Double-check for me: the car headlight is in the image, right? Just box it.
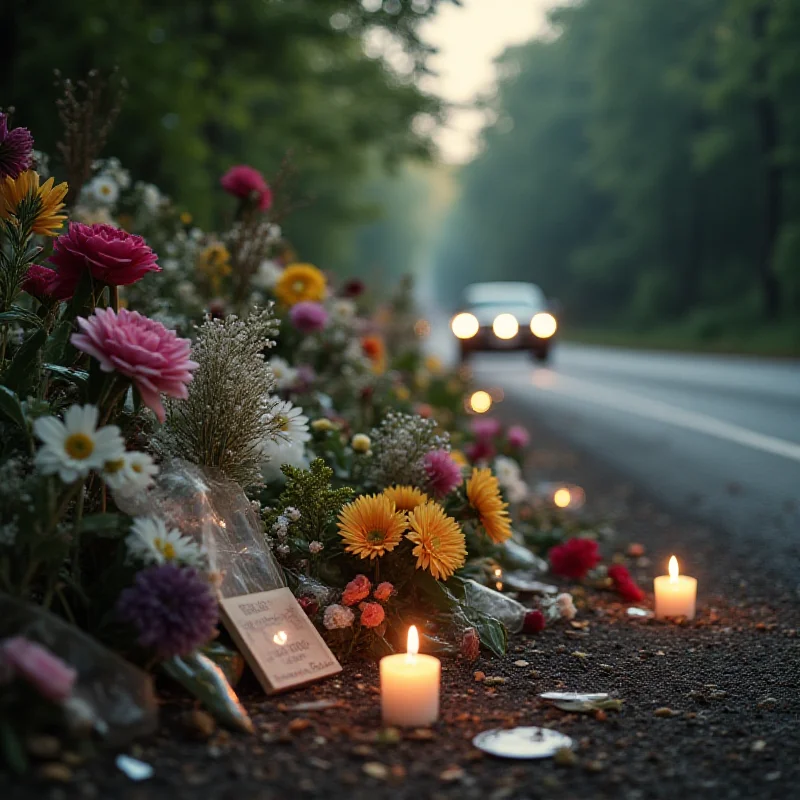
[492,313,519,340]
[451,312,479,339]
[530,312,557,338]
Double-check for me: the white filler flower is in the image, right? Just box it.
[125,516,206,568]
[34,405,124,483]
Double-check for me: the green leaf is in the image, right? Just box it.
[462,608,508,657]
[77,513,126,536]
[2,327,47,393]
[0,386,26,429]
[44,363,89,388]
[0,719,28,775]
[162,652,254,734]
[0,306,43,328]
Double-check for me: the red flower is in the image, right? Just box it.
[220,165,272,211]
[298,596,319,617]
[607,565,645,603]
[549,538,601,580]
[465,439,496,465]
[342,574,371,607]
[460,627,480,661]
[48,223,160,299]
[21,264,62,303]
[341,279,364,298]
[522,609,546,634]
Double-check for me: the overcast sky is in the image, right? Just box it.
[419,0,556,163]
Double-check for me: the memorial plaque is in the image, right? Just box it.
[220,588,341,693]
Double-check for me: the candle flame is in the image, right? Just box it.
[407,625,419,657]
[669,556,679,582]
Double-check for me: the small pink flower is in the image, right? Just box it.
[460,627,480,661]
[289,301,328,333]
[373,582,395,603]
[359,602,385,629]
[48,223,160,300]
[342,574,372,607]
[1,637,76,703]
[423,449,463,497]
[21,264,63,303]
[507,425,530,449]
[220,165,272,211]
[71,307,198,423]
[465,439,496,465]
[470,417,501,440]
[522,610,546,634]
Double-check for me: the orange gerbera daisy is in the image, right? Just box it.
[383,485,428,513]
[407,502,466,581]
[0,170,68,236]
[274,262,326,306]
[466,467,512,544]
[337,494,407,560]
[361,334,386,374]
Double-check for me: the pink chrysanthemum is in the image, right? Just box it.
[71,308,198,423]
[220,165,272,211]
[48,223,160,300]
[507,425,530,449]
[289,301,329,333]
[0,114,34,179]
[423,449,463,498]
[470,417,501,440]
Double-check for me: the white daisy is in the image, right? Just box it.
[261,440,309,485]
[269,357,297,391]
[252,259,282,290]
[102,451,159,493]
[271,400,311,445]
[87,175,119,205]
[330,299,356,323]
[139,183,162,213]
[34,405,125,484]
[493,455,522,488]
[125,516,206,568]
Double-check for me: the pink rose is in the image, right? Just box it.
[220,165,272,211]
[48,223,160,299]
[1,637,76,703]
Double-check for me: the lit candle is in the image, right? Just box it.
[654,556,697,620]
[380,626,440,727]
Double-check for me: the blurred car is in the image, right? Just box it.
[451,282,557,363]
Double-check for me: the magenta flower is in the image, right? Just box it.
[423,449,463,497]
[1,637,76,703]
[21,264,65,303]
[507,425,530,449]
[220,165,272,211]
[116,565,219,659]
[48,223,160,300]
[340,278,365,298]
[465,438,496,465]
[71,308,198,423]
[470,417,502,440]
[290,301,329,333]
[0,114,34,179]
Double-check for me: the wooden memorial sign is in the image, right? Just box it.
[220,588,341,694]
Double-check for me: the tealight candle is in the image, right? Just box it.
[654,556,697,620]
[380,626,440,727]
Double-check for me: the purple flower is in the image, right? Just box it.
[507,425,530,449]
[117,565,218,659]
[290,301,329,333]
[0,114,34,179]
[423,449,463,497]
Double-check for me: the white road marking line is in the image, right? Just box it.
[519,369,800,464]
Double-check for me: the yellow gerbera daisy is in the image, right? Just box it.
[274,262,326,306]
[0,170,68,236]
[383,485,428,513]
[407,502,466,581]
[449,449,469,468]
[197,242,232,292]
[337,494,407,560]
[466,467,512,544]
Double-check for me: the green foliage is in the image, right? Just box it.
[434,0,800,337]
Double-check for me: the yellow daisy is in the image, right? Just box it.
[197,242,232,292]
[407,502,466,581]
[337,494,407,560]
[274,262,326,306]
[383,485,428,513]
[466,467,512,544]
[0,170,68,236]
[449,449,469,468]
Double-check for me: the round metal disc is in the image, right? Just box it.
[472,726,573,759]
[540,692,608,702]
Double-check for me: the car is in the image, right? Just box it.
[450,281,558,363]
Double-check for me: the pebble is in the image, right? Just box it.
[38,763,73,783]
[554,748,578,767]
[26,735,61,760]
[439,766,465,782]
[513,660,529,667]
[184,709,216,740]
[362,762,390,780]
[653,707,678,718]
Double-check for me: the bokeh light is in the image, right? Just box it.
[492,313,519,339]
[469,390,493,413]
[452,312,479,339]
[530,312,557,338]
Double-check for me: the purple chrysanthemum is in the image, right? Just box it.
[0,114,34,179]
[423,449,463,497]
[116,565,218,659]
[289,301,329,333]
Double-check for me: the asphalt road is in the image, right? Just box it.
[430,326,800,581]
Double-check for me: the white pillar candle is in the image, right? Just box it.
[380,626,440,727]
[654,556,697,620]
